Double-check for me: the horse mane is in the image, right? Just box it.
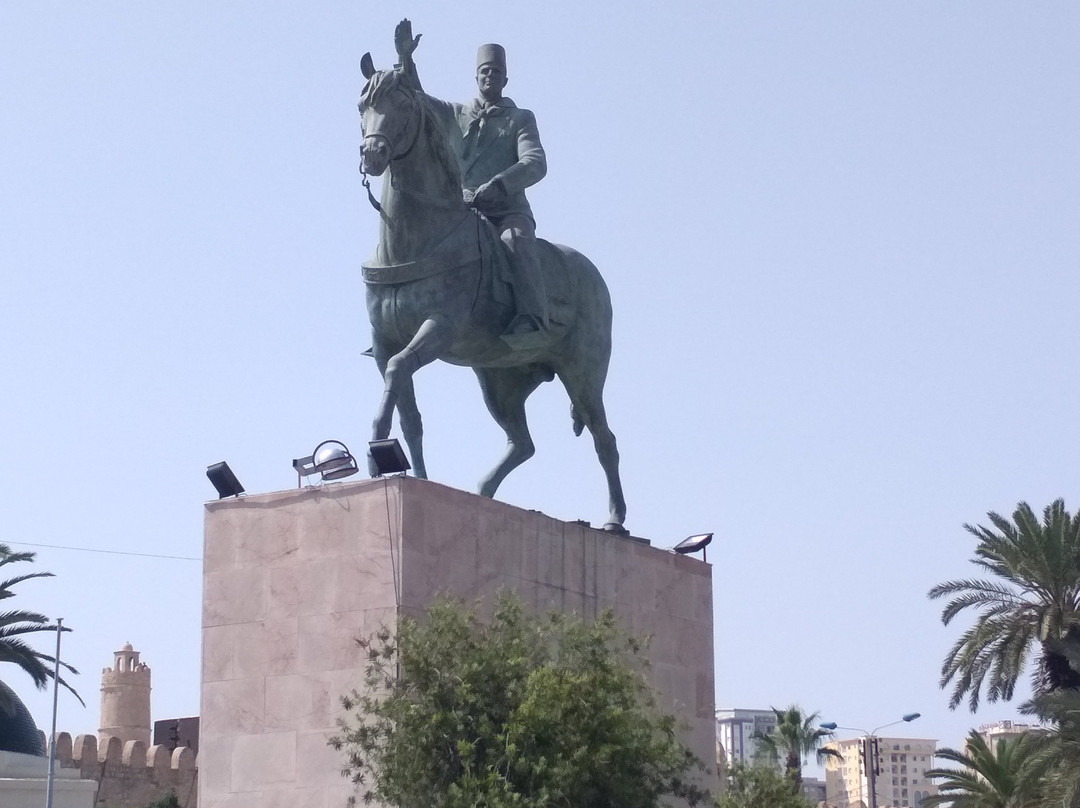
[360,68,463,193]
[418,93,463,191]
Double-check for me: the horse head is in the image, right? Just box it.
[358,55,420,178]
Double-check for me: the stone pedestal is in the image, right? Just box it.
[201,477,715,807]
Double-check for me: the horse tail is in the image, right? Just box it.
[571,405,585,437]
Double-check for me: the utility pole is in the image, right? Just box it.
[865,736,879,808]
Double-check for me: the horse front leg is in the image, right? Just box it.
[395,377,427,479]
[370,317,450,474]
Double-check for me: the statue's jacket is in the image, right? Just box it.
[426,95,547,224]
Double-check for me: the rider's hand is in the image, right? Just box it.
[395,19,421,59]
[472,180,505,207]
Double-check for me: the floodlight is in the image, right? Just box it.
[312,440,360,480]
[292,440,360,486]
[206,462,244,499]
[368,438,410,476]
[672,532,713,561]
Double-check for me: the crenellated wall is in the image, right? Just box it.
[44,731,197,808]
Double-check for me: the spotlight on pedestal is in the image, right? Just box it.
[206,462,244,499]
[292,440,360,486]
[672,532,713,561]
[368,438,410,477]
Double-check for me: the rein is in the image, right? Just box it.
[360,81,481,281]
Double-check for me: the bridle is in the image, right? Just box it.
[359,84,424,214]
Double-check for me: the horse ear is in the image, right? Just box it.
[360,52,376,80]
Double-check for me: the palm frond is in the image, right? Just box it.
[0,545,81,706]
[933,500,1080,711]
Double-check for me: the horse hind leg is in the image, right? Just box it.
[562,377,627,533]
[474,365,546,498]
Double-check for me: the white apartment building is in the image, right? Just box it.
[715,708,780,768]
[823,736,938,808]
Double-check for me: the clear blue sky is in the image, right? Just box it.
[2,2,1078,764]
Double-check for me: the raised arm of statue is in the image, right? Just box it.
[394,18,424,92]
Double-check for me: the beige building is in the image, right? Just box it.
[823,736,937,808]
[100,642,152,747]
[978,719,1043,748]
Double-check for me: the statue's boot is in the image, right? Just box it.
[500,236,550,350]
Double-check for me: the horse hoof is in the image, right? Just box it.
[602,522,629,536]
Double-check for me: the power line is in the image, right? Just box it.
[3,540,200,562]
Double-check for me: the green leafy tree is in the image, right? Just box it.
[922,729,1047,808]
[330,590,708,808]
[144,793,181,808]
[751,705,841,791]
[0,544,82,714]
[715,763,812,808]
[929,499,1080,712]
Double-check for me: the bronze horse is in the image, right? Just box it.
[358,56,626,533]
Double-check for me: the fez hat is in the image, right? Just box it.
[476,43,506,71]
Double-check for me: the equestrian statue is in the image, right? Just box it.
[358,20,627,533]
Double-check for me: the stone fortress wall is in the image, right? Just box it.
[20,643,201,808]
[43,730,197,808]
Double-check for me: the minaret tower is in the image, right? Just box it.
[99,642,151,746]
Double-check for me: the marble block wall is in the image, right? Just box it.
[202,476,715,808]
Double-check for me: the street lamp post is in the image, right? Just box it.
[45,618,64,808]
[819,713,920,808]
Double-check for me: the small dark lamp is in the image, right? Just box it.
[368,438,410,476]
[206,462,244,499]
[672,532,713,561]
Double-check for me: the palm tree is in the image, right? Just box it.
[752,705,842,791]
[1022,640,1080,808]
[922,729,1047,808]
[0,544,82,714]
[929,499,1080,712]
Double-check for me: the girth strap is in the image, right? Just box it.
[362,212,480,285]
